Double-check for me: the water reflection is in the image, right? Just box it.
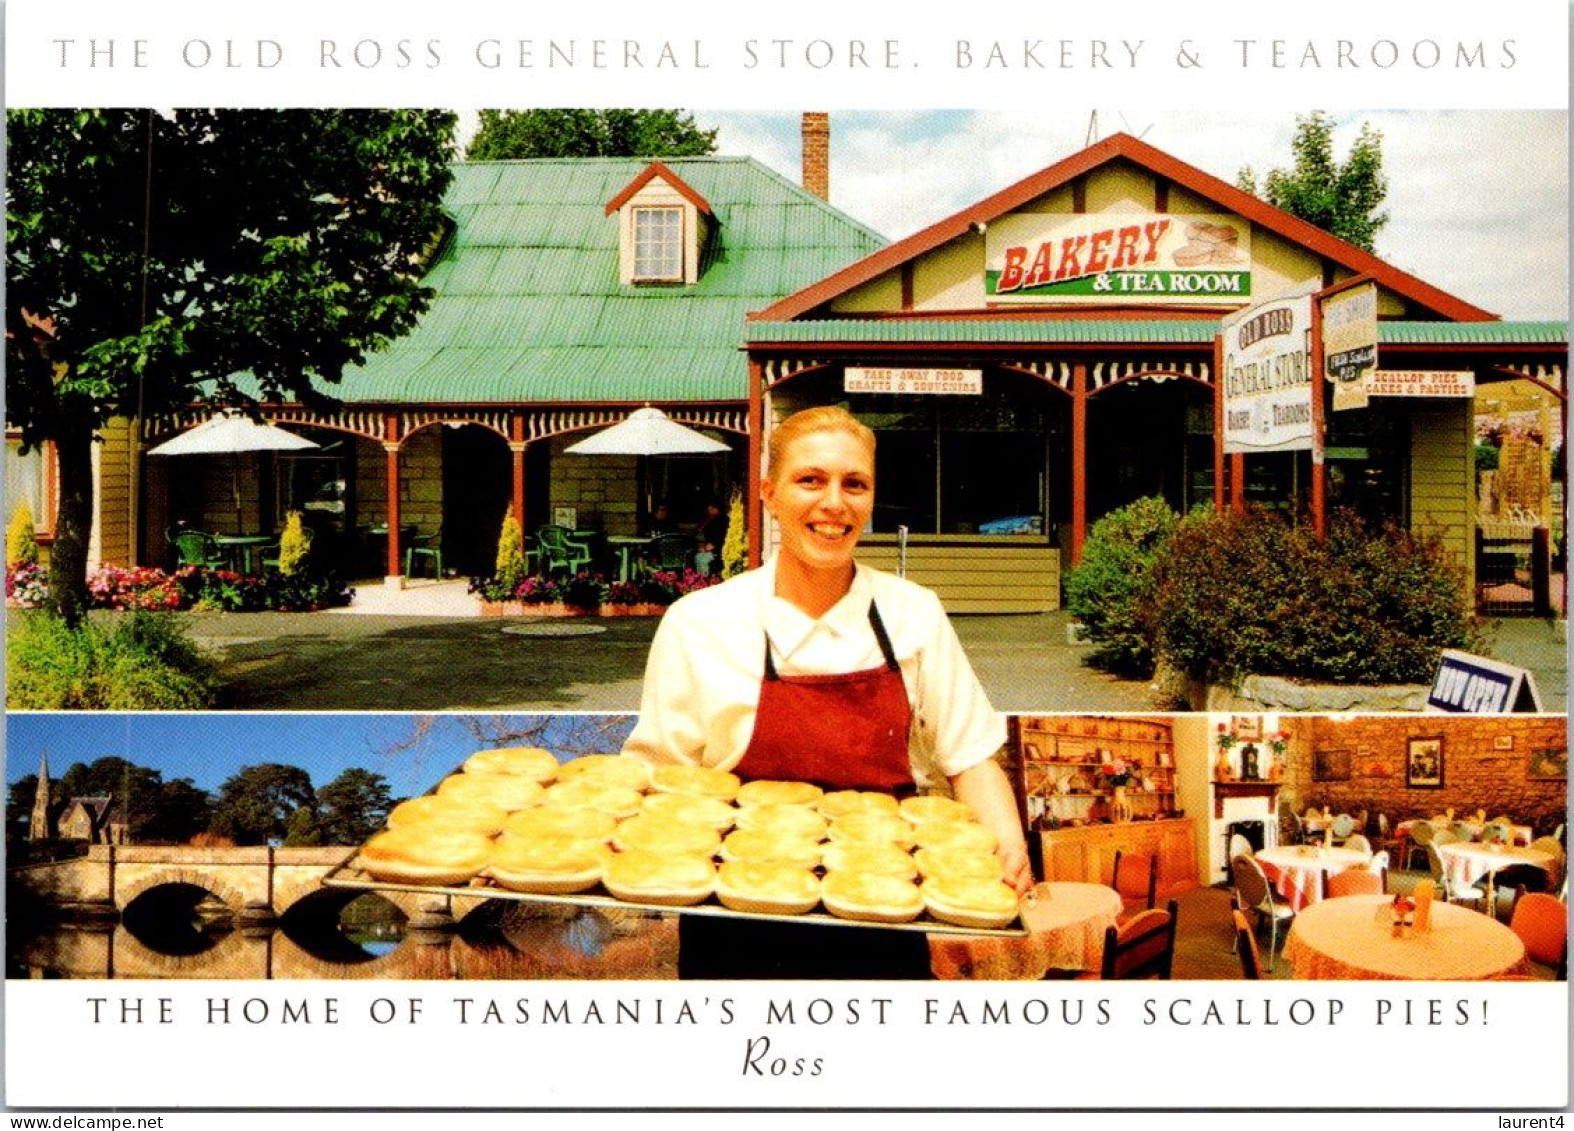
[9,901,678,980]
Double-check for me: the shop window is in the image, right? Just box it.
[632,206,683,282]
[852,384,1049,538]
[4,435,55,537]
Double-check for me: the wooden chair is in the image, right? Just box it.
[1231,909,1263,980]
[1325,868,1383,899]
[1098,900,1179,980]
[1330,813,1356,843]
[1231,853,1295,971]
[1110,849,1158,920]
[1509,887,1568,979]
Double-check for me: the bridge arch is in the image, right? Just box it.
[117,868,249,916]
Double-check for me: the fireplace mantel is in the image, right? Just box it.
[1212,780,1282,818]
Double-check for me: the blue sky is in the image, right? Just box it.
[5,713,637,801]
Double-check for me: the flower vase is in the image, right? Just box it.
[1112,785,1133,823]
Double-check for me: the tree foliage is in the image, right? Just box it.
[1238,112,1389,252]
[466,109,716,160]
[210,762,317,845]
[5,109,456,622]
[313,767,394,845]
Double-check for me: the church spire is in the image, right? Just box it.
[29,751,52,841]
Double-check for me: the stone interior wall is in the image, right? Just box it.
[1278,715,1567,836]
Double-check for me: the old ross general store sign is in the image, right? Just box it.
[1220,291,1315,454]
[985,213,1251,305]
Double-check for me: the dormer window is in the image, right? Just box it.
[633,205,684,282]
[607,161,715,288]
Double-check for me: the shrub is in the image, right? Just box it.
[559,570,608,609]
[494,513,528,593]
[1063,496,1180,675]
[277,511,311,576]
[7,610,218,709]
[7,502,39,567]
[1150,507,1478,687]
[721,488,747,579]
[639,568,720,606]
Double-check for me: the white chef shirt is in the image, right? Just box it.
[622,556,1005,790]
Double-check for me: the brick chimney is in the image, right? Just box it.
[801,113,829,201]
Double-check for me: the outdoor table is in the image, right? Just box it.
[605,535,655,582]
[928,881,1121,980]
[1256,845,1370,912]
[1436,842,1557,913]
[211,533,274,574]
[1283,894,1528,981]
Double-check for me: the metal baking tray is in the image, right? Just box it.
[321,852,1028,937]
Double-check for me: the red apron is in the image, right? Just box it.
[733,601,914,794]
[678,601,933,979]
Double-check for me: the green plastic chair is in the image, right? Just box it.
[535,525,591,574]
[404,527,443,579]
[169,528,222,569]
[650,532,696,571]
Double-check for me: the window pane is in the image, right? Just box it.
[4,439,46,526]
[634,207,682,280]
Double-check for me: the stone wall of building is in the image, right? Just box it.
[1277,714,1566,835]
[548,439,639,536]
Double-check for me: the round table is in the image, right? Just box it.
[1436,842,1558,909]
[928,881,1122,980]
[605,535,654,582]
[1284,894,1528,980]
[1256,845,1371,911]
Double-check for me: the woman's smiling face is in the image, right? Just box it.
[761,428,875,578]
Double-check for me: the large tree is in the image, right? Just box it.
[1237,111,1389,252]
[313,767,393,845]
[5,109,456,623]
[209,763,316,846]
[466,109,716,160]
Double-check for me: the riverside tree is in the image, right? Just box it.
[5,109,457,623]
[1238,111,1389,252]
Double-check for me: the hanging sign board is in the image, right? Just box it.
[844,367,983,395]
[1368,369,1476,398]
[1220,291,1315,454]
[1321,282,1378,411]
[1427,649,1543,713]
[984,213,1251,305]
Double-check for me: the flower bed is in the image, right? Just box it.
[470,568,718,616]
[6,562,353,613]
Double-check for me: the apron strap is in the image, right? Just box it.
[763,601,900,681]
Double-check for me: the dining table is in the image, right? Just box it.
[1255,844,1371,912]
[1283,893,1529,980]
[928,881,1123,980]
[1435,842,1559,912]
[1396,818,1533,846]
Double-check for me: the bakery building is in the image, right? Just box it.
[745,132,1568,613]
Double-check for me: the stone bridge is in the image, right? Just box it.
[11,844,494,921]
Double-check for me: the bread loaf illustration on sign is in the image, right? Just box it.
[1173,220,1242,267]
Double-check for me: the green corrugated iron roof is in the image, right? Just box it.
[744,319,1568,347]
[328,157,886,405]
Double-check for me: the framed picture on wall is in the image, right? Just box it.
[1314,747,1352,782]
[1407,737,1445,788]
[1231,715,1263,741]
[1528,746,1567,781]
[1493,735,1515,751]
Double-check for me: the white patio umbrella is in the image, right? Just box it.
[565,406,730,534]
[147,411,319,532]
[564,406,729,456]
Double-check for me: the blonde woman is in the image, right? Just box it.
[624,406,1028,978]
